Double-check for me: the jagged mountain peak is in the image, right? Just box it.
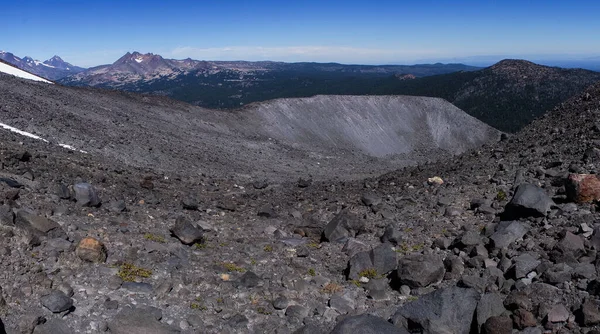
[0,50,85,80]
[114,51,164,65]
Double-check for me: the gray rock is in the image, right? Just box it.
[579,300,600,326]
[489,221,529,249]
[544,263,573,285]
[33,318,74,334]
[108,307,180,334]
[323,211,365,243]
[237,271,261,288]
[366,278,389,300]
[547,304,569,323]
[73,182,101,207]
[257,205,277,218]
[170,217,203,245]
[56,183,71,199]
[381,223,402,245]
[109,200,127,212]
[391,286,480,334]
[104,299,119,310]
[227,314,248,328]
[331,314,408,334]
[371,244,397,275]
[286,305,310,319]
[40,290,73,313]
[396,254,445,288]
[252,179,268,189]
[361,193,381,206]
[122,282,153,293]
[347,244,396,280]
[181,195,199,210]
[273,296,289,310]
[454,230,483,249]
[342,238,369,257]
[511,253,541,279]
[295,325,324,334]
[503,183,554,218]
[347,251,373,280]
[555,231,585,258]
[15,209,63,237]
[476,293,506,330]
[329,294,355,314]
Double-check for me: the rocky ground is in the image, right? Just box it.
[1,75,600,333]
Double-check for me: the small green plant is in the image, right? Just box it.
[404,227,413,233]
[407,296,419,302]
[251,258,257,265]
[257,307,271,315]
[496,190,507,201]
[222,262,246,272]
[358,268,378,279]
[307,242,320,249]
[350,280,361,287]
[195,242,207,249]
[190,302,207,310]
[117,263,152,282]
[216,297,224,303]
[308,268,316,276]
[263,245,273,252]
[144,233,165,243]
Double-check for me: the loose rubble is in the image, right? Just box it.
[1,78,600,333]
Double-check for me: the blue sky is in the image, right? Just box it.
[2,0,600,67]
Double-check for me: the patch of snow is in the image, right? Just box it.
[42,63,56,68]
[135,57,144,63]
[58,143,88,154]
[0,121,87,153]
[0,122,48,142]
[0,62,53,83]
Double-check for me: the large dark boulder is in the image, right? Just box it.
[322,211,365,243]
[502,184,553,219]
[396,254,445,288]
[331,314,408,334]
[391,286,480,334]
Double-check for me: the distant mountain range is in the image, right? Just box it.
[58,51,480,107]
[3,49,598,134]
[368,59,600,132]
[58,52,600,133]
[0,51,85,80]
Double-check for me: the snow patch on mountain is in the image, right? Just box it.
[0,120,87,153]
[0,62,53,83]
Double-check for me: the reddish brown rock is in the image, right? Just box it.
[483,316,513,334]
[565,174,600,203]
[76,237,107,263]
[513,309,537,329]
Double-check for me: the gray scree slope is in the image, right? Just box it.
[0,74,499,180]
[240,95,500,157]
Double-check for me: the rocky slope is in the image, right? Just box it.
[1,71,600,333]
[0,51,85,80]
[0,73,499,182]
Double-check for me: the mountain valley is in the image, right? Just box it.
[0,56,600,333]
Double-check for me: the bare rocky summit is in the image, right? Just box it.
[1,72,600,333]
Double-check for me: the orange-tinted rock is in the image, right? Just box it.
[565,174,600,203]
[76,237,107,263]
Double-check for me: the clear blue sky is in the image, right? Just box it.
[2,0,600,67]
